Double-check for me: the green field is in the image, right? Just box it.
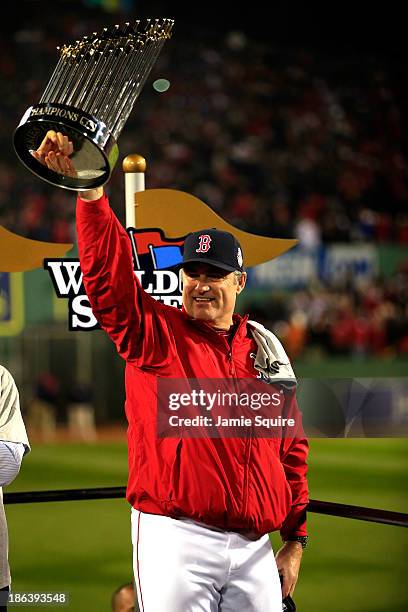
[4,438,408,611]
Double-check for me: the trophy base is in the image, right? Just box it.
[14,104,117,191]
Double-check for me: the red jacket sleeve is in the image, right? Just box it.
[279,392,309,539]
[76,193,176,368]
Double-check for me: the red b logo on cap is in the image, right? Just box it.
[196,235,212,253]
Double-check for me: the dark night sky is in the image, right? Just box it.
[3,0,404,57]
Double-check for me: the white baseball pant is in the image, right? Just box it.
[131,508,282,611]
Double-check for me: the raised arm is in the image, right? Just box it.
[34,131,176,367]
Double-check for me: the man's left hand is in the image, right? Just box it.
[275,540,303,598]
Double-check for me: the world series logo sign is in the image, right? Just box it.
[44,228,185,330]
[7,188,298,330]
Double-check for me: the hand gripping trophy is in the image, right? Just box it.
[13,19,174,191]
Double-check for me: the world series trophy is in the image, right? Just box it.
[13,18,174,191]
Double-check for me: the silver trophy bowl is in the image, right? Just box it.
[14,19,174,191]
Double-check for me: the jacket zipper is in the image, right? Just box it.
[242,436,251,519]
[227,340,251,521]
[200,318,252,522]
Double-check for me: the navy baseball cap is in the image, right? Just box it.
[182,228,244,273]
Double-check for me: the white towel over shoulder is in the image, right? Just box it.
[247,320,297,387]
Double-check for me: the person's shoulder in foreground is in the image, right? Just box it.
[0,364,31,599]
[0,365,30,454]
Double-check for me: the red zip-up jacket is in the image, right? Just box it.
[76,193,308,538]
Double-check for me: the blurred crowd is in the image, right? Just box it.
[1,4,407,359]
[1,8,407,245]
[25,371,96,442]
[129,37,408,249]
[249,262,408,360]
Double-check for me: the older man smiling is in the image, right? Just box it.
[35,130,308,612]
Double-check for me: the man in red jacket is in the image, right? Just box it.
[36,131,308,612]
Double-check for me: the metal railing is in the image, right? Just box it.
[4,487,407,528]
